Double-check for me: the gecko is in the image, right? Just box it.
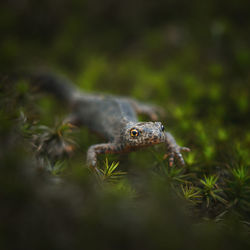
[31,72,190,172]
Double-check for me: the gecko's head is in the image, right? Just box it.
[122,122,166,148]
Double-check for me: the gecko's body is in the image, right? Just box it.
[33,73,190,170]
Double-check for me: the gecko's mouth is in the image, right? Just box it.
[139,132,166,146]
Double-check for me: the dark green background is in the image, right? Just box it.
[0,1,250,249]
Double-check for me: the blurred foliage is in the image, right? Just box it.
[1,0,250,249]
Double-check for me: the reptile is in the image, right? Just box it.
[30,72,190,172]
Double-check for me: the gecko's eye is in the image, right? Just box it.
[130,128,139,137]
[161,124,165,132]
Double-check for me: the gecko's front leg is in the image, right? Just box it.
[87,143,124,171]
[164,132,190,166]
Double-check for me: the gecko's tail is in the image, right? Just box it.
[3,70,78,106]
[29,72,78,105]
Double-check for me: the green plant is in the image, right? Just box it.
[42,158,66,175]
[226,165,250,214]
[181,184,202,205]
[99,158,127,183]
[22,120,77,161]
[199,175,227,207]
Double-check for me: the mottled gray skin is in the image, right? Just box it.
[32,73,190,171]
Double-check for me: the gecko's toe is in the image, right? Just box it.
[165,146,190,167]
[180,147,191,152]
[149,113,159,121]
[176,152,185,165]
[168,152,175,167]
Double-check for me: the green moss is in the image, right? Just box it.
[1,1,250,248]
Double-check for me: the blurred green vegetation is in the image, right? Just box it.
[1,0,250,249]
